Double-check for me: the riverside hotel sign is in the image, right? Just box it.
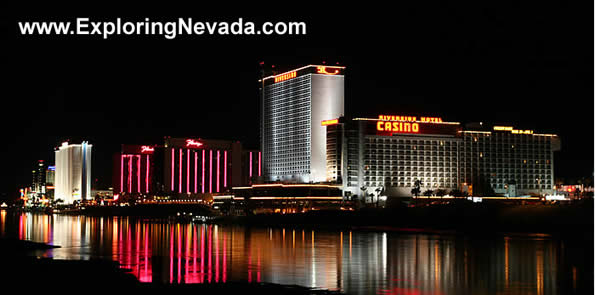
[374,115,460,136]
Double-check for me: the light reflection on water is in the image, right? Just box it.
[0,211,587,295]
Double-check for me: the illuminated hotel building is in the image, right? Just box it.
[113,144,160,196]
[260,65,345,183]
[31,160,46,194]
[113,138,260,198]
[54,141,92,204]
[242,149,262,185]
[325,116,560,198]
[45,165,55,199]
[164,138,242,195]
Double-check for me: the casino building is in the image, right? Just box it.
[325,116,560,199]
[55,141,92,204]
[113,137,260,199]
[260,64,345,183]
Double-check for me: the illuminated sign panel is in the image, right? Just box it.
[372,115,458,136]
[274,71,297,83]
[316,66,341,75]
[321,119,339,126]
[186,139,203,148]
[378,115,443,123]
[263,65,346,86]
[493,126,534,135]
[377,121,419,133]
[140,146,154,154]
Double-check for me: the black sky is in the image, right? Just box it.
[1,4,593,200]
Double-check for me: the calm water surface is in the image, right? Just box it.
[0,211,590,295]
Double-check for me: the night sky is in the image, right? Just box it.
[1,4,592,200]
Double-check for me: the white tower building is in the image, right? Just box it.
[54,141,92,204]
[260,65,345,183]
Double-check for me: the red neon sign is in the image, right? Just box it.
[377,115,443,123]
[186,139,203,148]
[141,146,154,153]
[316,66,340,75]
[377,121,420,133]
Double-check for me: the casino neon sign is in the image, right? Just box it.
[377,121,419,133]
[321,119,339,126]
[274,71,297,83]
[375,115,444,134]
[140,146,154,153]
[186,139,203,148]
[316,66,340,75]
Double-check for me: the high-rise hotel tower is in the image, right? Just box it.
[54,141,92,204]
[260,65,345,183]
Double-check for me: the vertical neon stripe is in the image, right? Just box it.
[194,152,198,194]
[128,155,132,193]
[146,155,150,193]
[224,151,227,188]
[171,149,175,192]
[202,150,205,194]
[209,150,213,193]
[120,154,124,193]
[179,148,182,193]
[187,149,190,194]
[259,152,262,176]
[217,150,220,193]
[137,155,141,193]
[249,152,253,178]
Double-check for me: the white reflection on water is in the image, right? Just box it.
[0,212,575,295]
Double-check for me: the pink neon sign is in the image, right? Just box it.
[186,139,203,148]
[141,146,154,153]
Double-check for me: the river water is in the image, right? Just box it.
[0,211,590,294]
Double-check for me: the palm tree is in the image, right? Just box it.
[411,180,422,206]
[375,186,384,208]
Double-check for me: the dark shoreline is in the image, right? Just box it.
[0,239,345,294]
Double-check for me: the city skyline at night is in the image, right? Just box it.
[1,7,592,201]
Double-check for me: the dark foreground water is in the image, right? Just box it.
[0,210,591,294]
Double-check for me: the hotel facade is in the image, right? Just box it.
[54,141,92,204]
[325,116,560,198]
[113,137,260,198]
[260,65,345,183]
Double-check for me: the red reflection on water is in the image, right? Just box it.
[215,227,219,282]
[223,232,227,283]
[169,227,174,284]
